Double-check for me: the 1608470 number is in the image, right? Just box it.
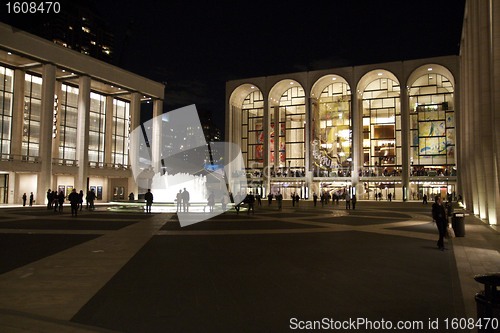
[5,2,60,14]
[444,317,499,330]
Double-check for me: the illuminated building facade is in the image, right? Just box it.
[0,23,164,204]
[227,57,463,209]
[227,0,500,228]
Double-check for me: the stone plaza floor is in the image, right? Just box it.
[0,201,498,332]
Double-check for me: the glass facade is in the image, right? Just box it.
[313,82,351,177]
[277,86,305,174]
[230,64,457,201]
[59,83,79,162]
[23,74,42,158]
[112,99,130,166]
[0,66,13,157]
[362,78,401,177]
[241,90,264,171]
[409,73,455,176]
[89,92,106,166]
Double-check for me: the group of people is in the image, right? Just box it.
[45,188,96,216]
[21,192,34,206]
[173,188,191,213]
[266,191,283,210]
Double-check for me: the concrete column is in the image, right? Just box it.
[262,94,270,193]
[11,69,25,158]
[471,0,485,216]
[51,82,62,159]
[151,99,163,174]
[492,0,500,225]
[128,93,141,196]
[75,75,91,192]
[477,0,496,223]
[36,63,55,204]
[351,89,361,193]
[304,93,311,189]
[273,106,279,171]
[104,96,114,165]
[464,9,477,213]
[400,85,410,201]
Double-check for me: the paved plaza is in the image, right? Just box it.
[0,201,499,332]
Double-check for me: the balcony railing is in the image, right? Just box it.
[0,153,40,163]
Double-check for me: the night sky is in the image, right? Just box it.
[1,0,466,137]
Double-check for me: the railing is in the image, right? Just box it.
[0,153,40,163]
[52,158,78,166]
[89,161,131,170]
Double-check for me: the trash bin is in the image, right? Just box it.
[474,273,500,332]
[452,212,465,237]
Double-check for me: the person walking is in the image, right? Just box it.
[388,193,392,202]
[176,190,183,212]
[78,190,84,211]
[267,192,273,206]
[22,193,27,206]
[291,192,296,207]
[57,190,65,212]
[182,188,190,212]
[345,193,351,210]
[276,191,283,211]
[423,194,428,204]
[29,192,34,206]
[255,192,262,206]
[87,189,96,210]
[432,196,448,251]
[207,191,215,213]
[144,189,153,213]
[47,189,52,209]
[313,192,318,207]
[246,191,255,215]
[221,193,229,211]
[351,194,357,210]
[68,189,80,217]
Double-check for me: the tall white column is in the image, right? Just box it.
[104,96,114,166]
[492,0,500,225]
[262,95,270,193]
[351,91,361,194]
[400,86,410,201]
[11,69,24,158]
[151,99,163,174]
[128,93,141,196]
[75,75,90,192]
[471,0,485,216]
[36,64,55,204]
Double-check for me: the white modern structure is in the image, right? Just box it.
[0,22,164,204]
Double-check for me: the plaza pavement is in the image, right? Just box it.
[0,200,498,332]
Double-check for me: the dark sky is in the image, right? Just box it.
[2,0,466,137]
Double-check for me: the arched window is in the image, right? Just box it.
[362,77,401,176]
[277,86,305,173]
[409,73,455,176]
[241,90,264,170]
[314,82,351,176]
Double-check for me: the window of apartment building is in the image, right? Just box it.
[59,83,79,162]
[89,92,106,166]
[23,73,42,157]
[0,66,14,157]
[112,98,130,166]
